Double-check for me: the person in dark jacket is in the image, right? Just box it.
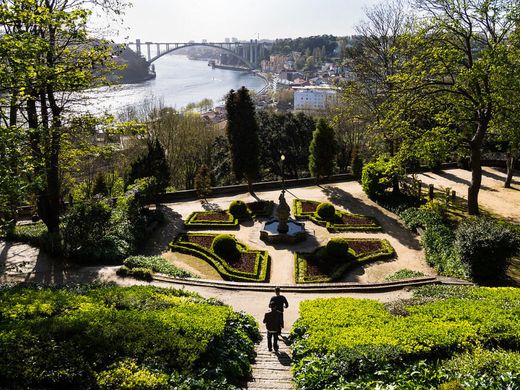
[263,302,281,351]
[269,286,289,337]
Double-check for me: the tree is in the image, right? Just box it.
[126,138,170,193]
[225,87,261,193]
[194,164,212,200]
[391,0,520,214]
[0,0,123,236]
[309,118,337,182]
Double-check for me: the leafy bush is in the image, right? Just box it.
[361,158,401,199]
[316,202,336,220]
[0,285,258,389]
[123,255,195,278]
[211,234,239,261]
[6,222,48,246]
[385,269,426,281]
[400,206,444,230]
[96,359,169,389]
[291,288,520,389]
[326,238,351,259]
[116,265,153,281]
[350,148,363,180]
[228,200,249,219]
[455,217,519,285]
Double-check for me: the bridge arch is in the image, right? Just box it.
[148,43,254,70]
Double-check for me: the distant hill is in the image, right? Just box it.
[110,45,155,84]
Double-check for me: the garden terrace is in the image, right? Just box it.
[295,239,395,283]
[293,199,381,232]
[170,233,270,282]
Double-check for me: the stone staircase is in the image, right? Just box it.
[247,333,295,390]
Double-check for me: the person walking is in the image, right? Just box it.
[263,302,281,352]
[269,286,288,337]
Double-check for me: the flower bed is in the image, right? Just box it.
[295,238,395,283]
[184,210,238,229]
[293,199,381,232]
[170,233,270,282]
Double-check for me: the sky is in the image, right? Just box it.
[91,0,380,43]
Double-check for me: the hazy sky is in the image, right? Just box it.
[94,0,380,43]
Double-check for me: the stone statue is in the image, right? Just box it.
[276,190,290,233]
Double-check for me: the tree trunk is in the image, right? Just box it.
[467,117,489,215]
[504,152,514,188]
[247,177,254,194]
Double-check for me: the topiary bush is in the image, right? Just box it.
[228,200,249,218]
[326,238,351,259]
[455,217,519,285]
[316,202,336,220]
[211,234,239,260]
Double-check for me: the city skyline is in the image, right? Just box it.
[94,0,380,42]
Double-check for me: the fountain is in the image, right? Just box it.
[260,190,307,244]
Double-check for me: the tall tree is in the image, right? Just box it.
[0,0,122,235]
[225,87,261,193]
[391,0,520,214]
[309,118,337,182]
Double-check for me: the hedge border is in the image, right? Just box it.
[293,199,381,232]
[294,238,395,283]
[184,211,239,229]
[169,233,270,283]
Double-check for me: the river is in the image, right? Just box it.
[82,54,266,115]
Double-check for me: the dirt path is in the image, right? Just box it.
[416,167,520,223]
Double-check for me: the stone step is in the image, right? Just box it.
[247,334,295,390]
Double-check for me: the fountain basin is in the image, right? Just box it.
[260,218,307,244]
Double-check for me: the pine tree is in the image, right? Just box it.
[126,138,170,192]
[194,164,212,200]
[225,87,260,193]
[309,118,337,182]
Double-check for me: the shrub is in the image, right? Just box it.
[194,164,212,199]
[6,222,48,246]
[361,158,400,199]
[326,238,351,259]
[385,269,426,281]
[228,200,249,218]
[96,359,169,389]
[455,217,519,285]
[316,202,336,220]
[350,147,363,180]
[116,265,153,281]
[211,234,239,260]
[123,255,194,278]
[126,138,170,194]
[400,206,444,230]
[0,285,258,389]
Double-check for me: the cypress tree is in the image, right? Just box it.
[126,138,170,192]
[225,87,260,193]
[309,118,337,182]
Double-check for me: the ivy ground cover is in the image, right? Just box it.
[295,239,395,283]
[0,285,260,389]
[291,286,520,389]
[293,199,381,232]
[170,233,270,282]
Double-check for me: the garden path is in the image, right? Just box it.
[247,333,294,390]
[416,167,520,223]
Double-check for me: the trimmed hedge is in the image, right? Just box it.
[295,238,395,283]
[211,234,240,261]
[291,287,520,389]
[0,285,260,389]
[123,255,195,279]
[316,202,336,220]
[170,233,270,282]
[246,200,274,218]
[228,200,249,219]
[116,265,153,281]
[293,198,381,232]
[184,211,238,229]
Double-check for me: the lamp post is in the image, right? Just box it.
[280,154,286,192]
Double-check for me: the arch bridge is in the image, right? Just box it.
[127,39,265,70]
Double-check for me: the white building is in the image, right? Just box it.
[293,86,338,112]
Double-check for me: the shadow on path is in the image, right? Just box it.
[142,206,185,256]
[322,186,422,251]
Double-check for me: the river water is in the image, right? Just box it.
[82,54,266,115]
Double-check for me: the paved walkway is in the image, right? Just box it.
[247,333,294,390]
